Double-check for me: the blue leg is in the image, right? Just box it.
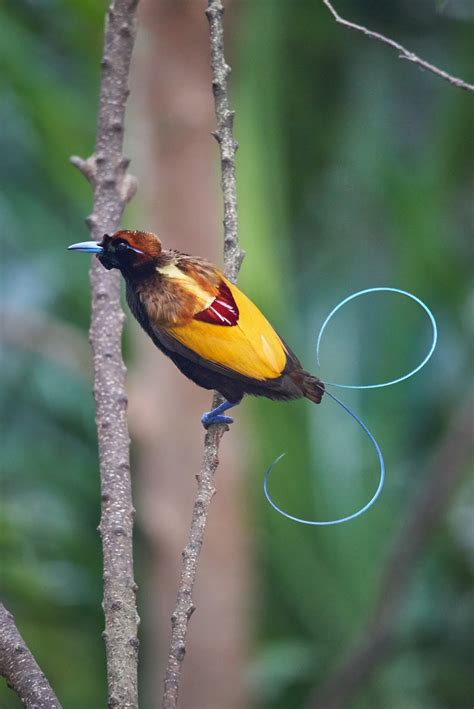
[201,398,242,429]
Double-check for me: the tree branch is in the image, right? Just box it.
[70,1,140,706]
[308,397,474,709]
[322,0,474,93]
[207,0,245,283]
[162,2,245,707]
[0,602,62,708]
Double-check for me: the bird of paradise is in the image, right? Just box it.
[69,230,324,428]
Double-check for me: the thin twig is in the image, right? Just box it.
[70,1,140,706]
[162,2,245,707]
[207,0,245,284]
[322,0,474,92]
[308,398,474,709]
[0,601,62,708]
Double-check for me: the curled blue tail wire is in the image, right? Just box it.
[264,389,385,525]
[316,287,438,389]
[263,286,437,526]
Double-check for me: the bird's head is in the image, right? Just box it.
[68,230,162,272]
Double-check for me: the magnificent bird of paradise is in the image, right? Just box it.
[69,230,324,428]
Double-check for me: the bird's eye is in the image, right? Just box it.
[115,241,129,253]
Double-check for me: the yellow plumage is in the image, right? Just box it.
[166,278,287,380]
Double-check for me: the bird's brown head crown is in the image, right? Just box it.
[98,230,162,271]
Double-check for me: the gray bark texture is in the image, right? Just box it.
[0,602,62,709]
[162,2,245,708]
[70,1,140,707]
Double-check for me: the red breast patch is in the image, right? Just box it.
[194,281,239,326]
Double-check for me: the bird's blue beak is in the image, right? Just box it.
[68,241,104,253]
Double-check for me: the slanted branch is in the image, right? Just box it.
[322,0,474,92]
[0,602,62,709]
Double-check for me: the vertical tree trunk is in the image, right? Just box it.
[129,2,249,708]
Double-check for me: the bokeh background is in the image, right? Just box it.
[1,1,473,708]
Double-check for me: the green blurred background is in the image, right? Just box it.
[1,1,472,708]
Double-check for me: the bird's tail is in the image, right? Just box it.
[300,371,325,404]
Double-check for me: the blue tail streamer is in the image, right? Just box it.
[263,287,437,525]
[316,287,438,389]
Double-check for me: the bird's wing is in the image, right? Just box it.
[158,277,288,381]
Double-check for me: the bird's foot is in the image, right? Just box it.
[200,397,241,429]
[201,411,234,429]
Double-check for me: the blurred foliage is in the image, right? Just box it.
[1,1,106,706]
[1,0,472,708]
[233,2,473,708]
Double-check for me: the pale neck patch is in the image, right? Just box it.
[156,263,214,309]
[156,262,185,280]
